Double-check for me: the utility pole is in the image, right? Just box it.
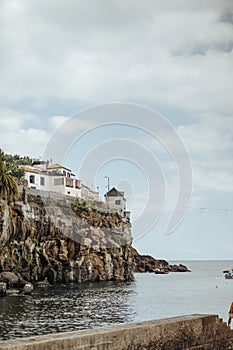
[105,176,110,191]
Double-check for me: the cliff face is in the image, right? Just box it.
[0,194,135,284]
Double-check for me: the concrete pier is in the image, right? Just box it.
[0,314,233,350]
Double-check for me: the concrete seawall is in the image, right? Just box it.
[0,314,233,350]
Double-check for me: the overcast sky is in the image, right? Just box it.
[0,0,232,260]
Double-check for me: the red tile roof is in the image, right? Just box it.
[47,163,72,172]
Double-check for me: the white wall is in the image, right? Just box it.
[25,171,81,198]
[65,187,81,198]
[25,171,47,191]
[106,195,126,214]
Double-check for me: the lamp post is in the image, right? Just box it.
[105,176,110,192]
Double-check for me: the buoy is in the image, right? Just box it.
[216,285,219,288]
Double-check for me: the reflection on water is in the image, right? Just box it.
[0,281,136,340]
[1,261,233,340]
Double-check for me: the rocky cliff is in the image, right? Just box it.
[0,193,134,285]
[0,191,190,291]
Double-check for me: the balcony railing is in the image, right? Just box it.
[66,178,81,189]
[75,180,81,189]
[65,178,73,187]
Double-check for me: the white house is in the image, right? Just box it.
[105,187,128,216]
[21,162,82,198]
[81,184,99,202]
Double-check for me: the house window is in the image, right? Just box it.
[54,178,64,186]
[29,175,35,184]
[115,200,121,205]
[40,177,45,186]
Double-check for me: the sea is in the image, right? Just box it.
[1,260,233,340]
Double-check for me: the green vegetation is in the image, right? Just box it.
[0,150,19,200]
[0,148,34,180]
[71,197,88,210]
[71,196,117,215]
[6,164,25,179]
[2,150,33,166]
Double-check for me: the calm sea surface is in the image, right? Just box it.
[1,260,233,340]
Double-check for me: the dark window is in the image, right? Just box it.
[115,200,121,205]
[29,175,35,184]
[40,177,45,186]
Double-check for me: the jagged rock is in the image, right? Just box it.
[132,248,168,273]
[0,282,7,297]
[170,264,190,272]
[0,272,20,288]
[21,283,33,294]
[35,277,51,288]
[132,248,189,274]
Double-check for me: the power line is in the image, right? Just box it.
[190,207,230,216]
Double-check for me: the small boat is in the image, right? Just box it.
[224,270,233,279]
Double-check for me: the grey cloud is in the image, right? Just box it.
[172,41,233,56]
[0,0,232,114]
[220,11,233,24]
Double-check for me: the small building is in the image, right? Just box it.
[105,187,128,216]
[81,184,99,202]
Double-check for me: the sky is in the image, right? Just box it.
[0,0,233,260]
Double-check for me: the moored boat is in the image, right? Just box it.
[223,270,233,279]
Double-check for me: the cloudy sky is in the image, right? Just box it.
[0,0,233,260]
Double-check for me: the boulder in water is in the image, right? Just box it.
[0,272,26,289]
[0,282,7,297]
[0,272,19,287]
[35,277,51,288]
[21,283,34,295]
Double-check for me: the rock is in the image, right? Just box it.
[170,264,190,272]
[132,247,190,274]
[21,283,33,295]
[35,277,51,288]
[0,272,20,287]
[0,196,134,284]
[132,248,169,273]
[6,289,20,295]
[45,268,57,284]
[0,282,7,297]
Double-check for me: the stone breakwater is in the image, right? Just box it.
[0,315,233,350]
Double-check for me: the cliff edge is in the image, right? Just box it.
[0,193,134,285]
[0,192,189,291]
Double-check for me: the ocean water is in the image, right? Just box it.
[0,260,233,340]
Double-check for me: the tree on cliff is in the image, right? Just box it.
[0,152,19,200]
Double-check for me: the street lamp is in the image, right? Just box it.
[105,176,110,191]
